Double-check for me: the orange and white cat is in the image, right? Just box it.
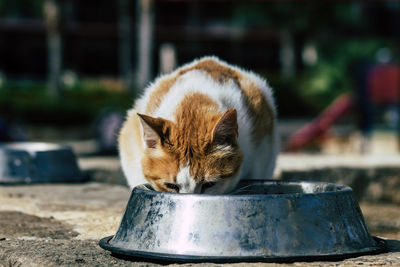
[118,56,278,194]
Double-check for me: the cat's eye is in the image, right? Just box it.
[164,183,180,192]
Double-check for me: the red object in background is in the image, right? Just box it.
[368,64,400,104]
[285,64,400,152]
[285,93,354,152]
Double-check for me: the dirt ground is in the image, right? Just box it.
[0,182,400,266]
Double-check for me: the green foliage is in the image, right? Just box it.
[298,39,387,112]
[0,80,134,125]
[232,2,366,32]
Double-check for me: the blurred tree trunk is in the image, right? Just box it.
[135,0,154,91]
[44,0,62,98]
[159,43,177,74]
[118,0,133,92]
[280,29,295,79]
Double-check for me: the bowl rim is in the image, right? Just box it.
[133,180,353,199]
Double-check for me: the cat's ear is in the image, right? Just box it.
[212,108,238,145]
[137,113,170,149]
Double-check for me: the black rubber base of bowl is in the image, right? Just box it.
[99,236,387,264]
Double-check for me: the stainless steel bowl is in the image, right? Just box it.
[99,180,385,262]
[0,142,82,184]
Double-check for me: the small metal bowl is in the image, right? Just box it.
[0,142,83,184]
[99,180,385,263]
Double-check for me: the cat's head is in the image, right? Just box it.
[138,108,243,194]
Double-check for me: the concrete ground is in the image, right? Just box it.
[1,153,400,266]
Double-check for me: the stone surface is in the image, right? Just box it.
[0,211,79,239]
[276,153,400,171]
[361,203,400,240]
[0,183,129,240]
[277,154,400,204]
[2,152,400,266]
[1,182,400,266]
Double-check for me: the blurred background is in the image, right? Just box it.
[0,0,399,155]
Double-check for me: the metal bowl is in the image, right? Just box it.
[0,142,83,184]
[99,180,385,262]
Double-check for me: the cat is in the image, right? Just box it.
[118,56,279,194]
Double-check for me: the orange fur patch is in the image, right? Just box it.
[179,58,241,85]
[145,76,176,114]
[172,93,239,181]
[142,148,179,192]
[239,77,275,142]
[142,92,243,187]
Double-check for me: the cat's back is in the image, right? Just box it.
[135,56,276,145]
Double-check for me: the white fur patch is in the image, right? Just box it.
[176,165,197,193]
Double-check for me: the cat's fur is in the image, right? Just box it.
[118,56,278,194]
